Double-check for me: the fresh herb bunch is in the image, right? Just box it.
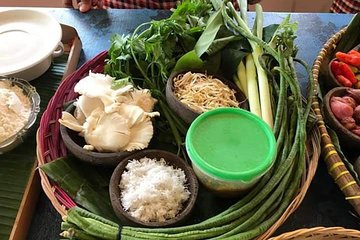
[105,0,214,151]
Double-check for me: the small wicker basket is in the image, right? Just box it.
[37,50,322,239]
[270,227,360,239]
[311,27,360,215]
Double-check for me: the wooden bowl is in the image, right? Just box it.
[166,70,248,125]
[59,104,134,167]
[323,87,360,149]
[109,149,199,227]
[327,44,360,90]
[328,58,344,89]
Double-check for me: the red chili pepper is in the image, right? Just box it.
[336,52,360,67]
[338,62,357,83]
[330,60,342,76]
[336,75,353,87]
[348,50,360,57]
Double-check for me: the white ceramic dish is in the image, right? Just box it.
[0,9,63,81]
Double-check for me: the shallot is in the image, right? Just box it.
[352,126,360,136]
[346,88,360,103]
[342,96,357,109]
[353,105,360,124]
[340,117,356,130]
[330,96,354,120]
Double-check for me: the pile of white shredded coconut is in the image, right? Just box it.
[119,157,191,222]
[0,81,31,143]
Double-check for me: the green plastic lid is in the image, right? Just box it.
[185,108,276,182]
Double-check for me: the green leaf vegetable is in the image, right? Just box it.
[40,157,118,222]
[105,0,214,152]
[334,13,360,55]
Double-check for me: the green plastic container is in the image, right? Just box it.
[185,108,276,196]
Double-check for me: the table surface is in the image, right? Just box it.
[5,7,357,239]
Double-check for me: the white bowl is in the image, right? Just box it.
[0,9,63,81]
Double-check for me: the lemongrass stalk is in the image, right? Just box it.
[252,4,273,128]
[236,61,248,97]
[246,54,261,117]
[234,1,273,127]
[233,75,244,94]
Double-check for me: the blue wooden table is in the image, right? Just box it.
[21,8,359,239]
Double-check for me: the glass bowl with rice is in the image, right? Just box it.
[165,70,248,124]
[0,76,40,154]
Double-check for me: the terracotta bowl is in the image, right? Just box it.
[323,87,360,149]
[59,104,134,167]
[109,149,199,227]
[166,70,248,125]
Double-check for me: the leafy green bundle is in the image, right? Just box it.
[105,0,214,150]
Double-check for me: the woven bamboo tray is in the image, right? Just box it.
[270,227,360,239]
[312,27,360,215]
[36,50,321,239]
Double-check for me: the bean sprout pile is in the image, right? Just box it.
[173,72,239,113]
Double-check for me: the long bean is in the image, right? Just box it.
[122,209,256,240]
[60,228,99,240]
[66,210,119,240]
[61,222,78,231]
[273,64,287,137]
[222,150,304,240]
[216,163,294,238]
[68,207,119,228]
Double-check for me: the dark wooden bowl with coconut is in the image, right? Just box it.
[109,149,199,227]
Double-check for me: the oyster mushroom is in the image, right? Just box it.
[83,108,131,152]
[58,111,83,133]
[59,72,160,153]
[74,95,104,124]
[124,119,154,151]
[74,72,115,108]
[115,89,157,113]
[107,103,159,151]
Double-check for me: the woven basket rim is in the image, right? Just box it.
[311,26,360,216]
[36,50,321,239]
[270,227,360,239]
